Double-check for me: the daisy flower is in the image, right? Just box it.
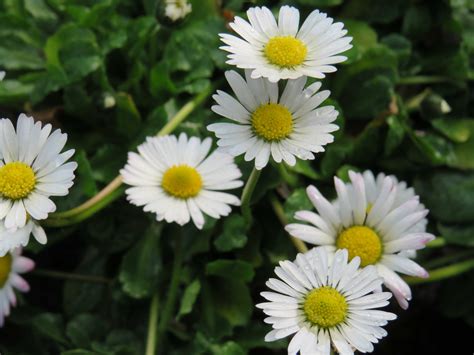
[0,114,77,230]
[120,133,243,229]
[207,70,339,170]
[164,0,192,22]
[0,247,34,327]
[220,6,352,82]
[0,220,47,257]
[258,247,396,355]
[285,170,435,309]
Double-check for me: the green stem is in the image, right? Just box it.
[269,194,308,254]
[425,249,474,269]
[405,258,474,285]
[398,75,453,85]
[43,86,213,228]
[426,237,446,248]
[240,167,261,224]
[145,293,160,355]
[155,233,183,354]
[32,269,111,284]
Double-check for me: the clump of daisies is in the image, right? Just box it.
[209,5,350,170]
[0,114,77,255]
[258,247,396,354]
[164,0,192,22]
[0,248,34,327]
[120,133,242,229]
[286,170,434,309]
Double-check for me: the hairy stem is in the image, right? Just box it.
[32,269,111,284]
[240,167,262,224]
[398,75,453,85]
[405,258,474,285]
[269,194,308,253]
[155,233,183,353]
[145,293,160,355]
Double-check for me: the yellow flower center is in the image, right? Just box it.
[251,103,293,141]
[264,36,307,68]
[336,226,382,267]
[304,286,348,328]
[0,253,12,288]
[0,162,36,200]
[161,165,202,199]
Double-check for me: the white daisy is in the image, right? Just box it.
[0,114,77,230]
[120,133,243,229]
[0,72,5,81]
[164,0,192,22]
[258,247,396,355]
[0,220,47,257]
[0,247,34,327]
[286,170,435,309]
[220,6,352,82]
[207,70,339,170]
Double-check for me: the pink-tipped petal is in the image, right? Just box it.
[13,256,35,273]
[11,274,30,293]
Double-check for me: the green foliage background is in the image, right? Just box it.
[0,0,473,354]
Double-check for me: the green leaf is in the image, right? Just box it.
[63,249,107,316]
[321,140,353,177]
[119,223,162,298]
[287,160,321,180]
[24,0,58,24]
[66,314,107,348]
[431,119,474,169]
[207,278,253,327]
[75,150,98,197]
[385,115,406,156]
[32,313,69,345]
[343,20,378,63]
[115,92,142,138]
[206,260,255,283]
[432,119,472,143]
[32,23,102,103]
[214,215,248,252]
[284,188,313,223]
[414,171,474,223]
[178,279,201,318]
[438,223,474,247]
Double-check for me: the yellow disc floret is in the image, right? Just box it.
[161,165,202,199]
[251,103,293,141]
[264,36,307,68]
[304,286,348,328]
[0,253,12,288]
[0,162,36,200]
[336,226,382,267]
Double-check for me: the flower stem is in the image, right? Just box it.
[269,194,308,254]
[426,237,446,248]
[43,86,213,228]
[145,293,160,355]
[32,269,111,284]
[398,76,453,85]
[155,232,183,353]
[404,258,474,285]
[240,167,261,224]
